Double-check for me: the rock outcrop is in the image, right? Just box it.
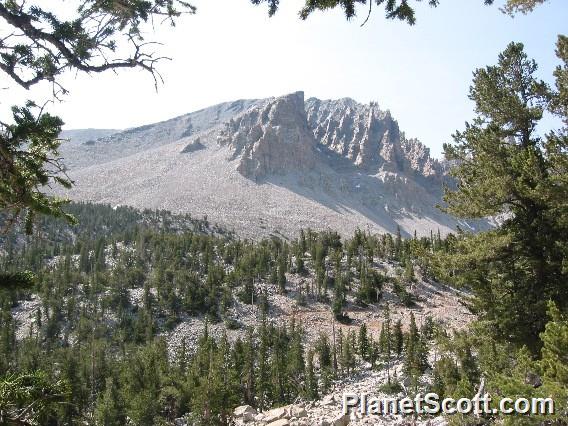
[180,137,205,153]
[217,93,446,192]
[217,92,316,179]
[305,97,444,182]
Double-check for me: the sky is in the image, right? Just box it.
[1,0,567,157]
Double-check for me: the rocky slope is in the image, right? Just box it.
[59,98,259,169]
[232,367,449,425]
[54,92,488,238]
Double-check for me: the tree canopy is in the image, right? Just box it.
[252,0,551,24]
[0,0,195,93]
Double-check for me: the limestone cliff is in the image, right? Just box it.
[305,97,444,182]
[217,91,316,179]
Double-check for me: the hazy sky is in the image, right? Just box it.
[1,0,566,157]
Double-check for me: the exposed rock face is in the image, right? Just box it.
[217,93,443,189]
[218,92,316,179]
[305,98,444,182]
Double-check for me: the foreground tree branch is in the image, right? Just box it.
[0,1,195,91]
[251,0,551,24]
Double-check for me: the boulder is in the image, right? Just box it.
[263,406,289,423]
[320,394,336,406]
[180,138,205,154]
[234,405,257,418]
[289,404,307,418]
[173,417,187,426]
[525,372,543,388]
[242,411,255,423]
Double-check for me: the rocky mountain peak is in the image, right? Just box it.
[217,91,316,179]
[305,97,443,180]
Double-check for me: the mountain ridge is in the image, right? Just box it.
[55,91,487,239]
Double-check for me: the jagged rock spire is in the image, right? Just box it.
[217,91,316,179]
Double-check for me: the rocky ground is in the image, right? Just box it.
[232,361,448,426]
[12,258,473,354]
[161,258,473,358]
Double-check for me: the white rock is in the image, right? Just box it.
[289,405,307,418]
[242,411,255,423]
[320,395,336,406]
[234,405,257,418]
[263,406,289,423]
[173,417,187,426]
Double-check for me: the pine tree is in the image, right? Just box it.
[539,302,568,387]
[95,377,126,426]
[340,331,355,376]
[269,264,278,285]
[393,319,404,358]
[257,319,272,410]
[286,321,305,397]
[277,255,287,294]
[299,230,307,254]
[394,226,402,260]
[403,313,423,390]
[442,41,568,350]
[304,350,319,400]
[369,340,380,369]
[242,330,256,406]
[358,324,370,361]
[254,0,551,24]
[380,304,393,383]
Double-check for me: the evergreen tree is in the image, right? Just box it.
[242,330,256,406]
[257,320,272,410]
[316,333,333,391]
[403,313,425,390]
[380,304,393,383]
[393,319,404,358]
[539,302,568,387]
[443,41,568,350]
[340,330,355,376]
[358,323,370,361]
[304,349,318,400]
[254,0,551,24]
[277,255,287,294]
[95,377,126,426]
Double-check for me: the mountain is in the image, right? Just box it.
[60,128,119,144]
[55,91,486,238]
